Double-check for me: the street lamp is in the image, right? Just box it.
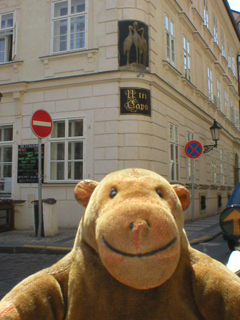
[203,120,221,154]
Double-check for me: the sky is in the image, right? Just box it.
[227,0,240,12]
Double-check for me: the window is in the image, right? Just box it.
[211,149,216,184]
[232,54,236,77]
[213,15,218,44]
[203,0,209,29]
[227,43,231,68]
[221,30,225,57]
[207,66,213,102]
[227,153,231,185]
[165,15,175,65]
[230,98,234,124]
[169,123,179,181]
[217,79,222,111]
[52,0,87,53]
[183,36,191,81]
[220,149,224,185]
[0,12,16,63]
[224,89,229,118]
[187,132,194,182]
[49,118,84,181]
[235,105,239,129]
[0,126,13,198]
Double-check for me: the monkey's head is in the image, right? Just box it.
[74,169,190,290]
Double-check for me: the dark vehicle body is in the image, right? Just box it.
[221,183,240,251]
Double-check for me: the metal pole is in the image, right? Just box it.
[191,159,194,221]
[37,138,42,239]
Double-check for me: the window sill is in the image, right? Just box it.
[0,60,23,68]
[162,60,181,77]
[39,48,98,78]
[39,48,98,61]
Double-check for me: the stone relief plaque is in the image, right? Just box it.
[118,20,149,70]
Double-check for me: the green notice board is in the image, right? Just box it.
[17,144,44,183]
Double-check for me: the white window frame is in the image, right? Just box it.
[235,105,239,130]
[183,36,191,81]
[51,0,88,54]
[224,89,229,118]
[211,148,216,184]
[217,79,222,111]
[165,14,175,66]
[213,15,218,45]
[232,54,236,77]
[227,153,231,185]
[0,12,16,63]
[221,30,225,57]
[207,66,213,102]
[203,0,209,29]
[48,117,85,182]
[220,149,224,185]
[227,43,231,68]
[0,125,13,198]
[169,123,179,182]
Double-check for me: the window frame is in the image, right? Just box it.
[165,14,175,66]
[217,79,222,111]
[220,148,224,185]
[213,15,218,45]
[169,123,179,182]
[211,148,216,184]
[0,12,16,64]
[221,30,225,57]
[224,89,229,119]
[187,132,194,183]
[203,0,209,29]
[207,66,213,102]
[0,125,13,198]
[48,117,86,183]
[183,36,191,81]
[51,0,88,54]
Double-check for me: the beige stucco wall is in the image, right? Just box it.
[0,0,239,229]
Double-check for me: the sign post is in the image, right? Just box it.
[31,110,53,239]
[185,140,203,221]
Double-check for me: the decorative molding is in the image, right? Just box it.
[192,31,207,49]
[162,60,182,78]
[191,7,204,24]
[205,47,217,63]
[178,11,196,32]
[214,61,225,75]
[39,48,98,63]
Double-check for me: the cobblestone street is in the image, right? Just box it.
[0,253,65,300]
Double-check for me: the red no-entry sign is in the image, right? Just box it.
[31,110,53,139]
[185,140,203,159]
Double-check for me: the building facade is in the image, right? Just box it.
[0,0,240,229]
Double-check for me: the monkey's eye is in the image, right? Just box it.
[110,188,117,198]
[156,189,163,198]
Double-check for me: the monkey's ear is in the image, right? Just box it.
[74,180,99,208]
[172,185,190,211]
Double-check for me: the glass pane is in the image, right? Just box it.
[68,142,83,160]
[165,16,169,30]
[51,142,65,160]
[170,22,174,36]
[3,165,11,177]
[0,38,5,62]
[50,162,64,180]
[70,16,85,49]
[53,20,67,52]
[68,119,83,137]
[1,13,13,29]
[4,127,13,141]
[3,147,12,162]
[68,161,83,180]
[71,0,85,13]
[51,121,65,138]
[54,1,68,17]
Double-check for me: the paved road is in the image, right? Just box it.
[0,234,233,300]
[0,253,64,300]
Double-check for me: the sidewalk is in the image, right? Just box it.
[0,214,222,255]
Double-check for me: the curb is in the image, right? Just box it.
[0,245,71,255]
[190,231,222,245]
[0,232,223,255]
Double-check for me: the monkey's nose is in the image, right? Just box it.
[129,220,150,231]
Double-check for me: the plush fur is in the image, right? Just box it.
[1,168,240,319]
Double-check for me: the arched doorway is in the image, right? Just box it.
[234,153,240,187]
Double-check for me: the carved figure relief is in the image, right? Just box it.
[119,21,149,70]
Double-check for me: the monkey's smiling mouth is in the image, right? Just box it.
[102,236,177,258]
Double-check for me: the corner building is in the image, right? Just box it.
[0,0,240,229]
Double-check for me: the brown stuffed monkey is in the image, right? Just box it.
[1,168,240,320]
